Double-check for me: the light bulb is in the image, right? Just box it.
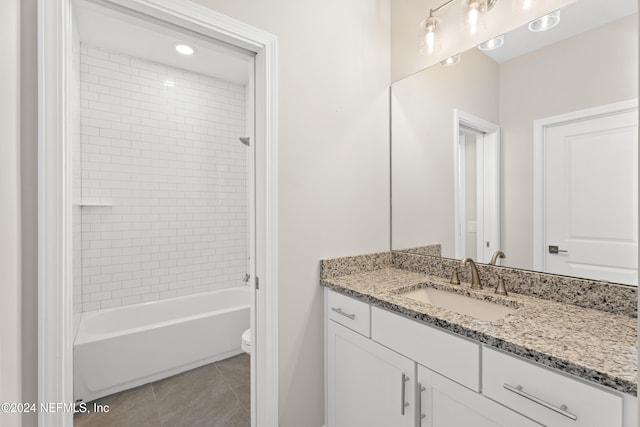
[420,15,441,55]
[464,0,486,35]
[425,31,436,54]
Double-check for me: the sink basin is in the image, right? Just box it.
[401,287,515,321]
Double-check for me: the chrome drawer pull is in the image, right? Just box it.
[503,383,577,421]
[401,373,410,415]
[418,383,426,421]
[331,307,355,320]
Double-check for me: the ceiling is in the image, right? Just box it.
[73,0,254,85]
[483,0,638,63]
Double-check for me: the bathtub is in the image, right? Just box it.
[73,287,250,402]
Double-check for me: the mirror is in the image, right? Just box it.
[391,0,638,285]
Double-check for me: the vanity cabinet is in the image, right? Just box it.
[417,366,541,427]
[325,289,634,427]
[326,320,415,427]
[326,290,537,427]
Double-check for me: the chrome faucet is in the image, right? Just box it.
[460,258,482,289]
[489,250,506,265]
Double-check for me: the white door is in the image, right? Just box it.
[454,110,501,263]
[417,365,541,427]
[543,107,638,285]
[476,131,500,263]
[327,321,416,427]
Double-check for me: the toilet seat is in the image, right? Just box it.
[241,328,251,354]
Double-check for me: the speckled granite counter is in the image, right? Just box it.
[321,266,638,396]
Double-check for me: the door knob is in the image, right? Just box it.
[548,245,568,254]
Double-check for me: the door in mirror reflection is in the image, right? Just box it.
[455,110,500,264]
[534,102,638,285]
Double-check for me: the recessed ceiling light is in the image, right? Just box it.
[478,35,504,51]
[528,10,561,32]
[175,43,195,55]
[440,55,461,66]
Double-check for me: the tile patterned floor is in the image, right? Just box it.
[74,354,250,427]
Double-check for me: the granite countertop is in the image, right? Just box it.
[321,267,638,396]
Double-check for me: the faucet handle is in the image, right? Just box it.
[495,274,508,296]
[449,268,460,285]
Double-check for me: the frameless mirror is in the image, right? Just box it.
[390,0,638,285]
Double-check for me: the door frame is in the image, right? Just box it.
[453,109,501,262]
[532,99,638,272]
[38,1,279,425]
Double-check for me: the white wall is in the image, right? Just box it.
[189,1,391,426]
[20,0,38,425]
[1,0,22,426]
[79,44,248,310]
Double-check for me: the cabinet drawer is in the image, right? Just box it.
[371,307,480,391]
[482,347,623,427]
[327,290,371,337]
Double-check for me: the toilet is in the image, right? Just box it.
[241,328,252,354]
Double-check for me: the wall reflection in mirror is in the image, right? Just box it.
[390,0,638,285]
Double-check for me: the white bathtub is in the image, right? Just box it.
[73,287,250,402]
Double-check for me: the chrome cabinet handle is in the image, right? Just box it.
[504,383,577,421]
[401,373,410,415]
[418,383,426,422]
[330,307,355,320]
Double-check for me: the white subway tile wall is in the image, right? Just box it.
[79,44,248,312]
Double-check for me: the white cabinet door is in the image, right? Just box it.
[417,365,541,427]
[327,320,416,427]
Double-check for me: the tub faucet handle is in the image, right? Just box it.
[242,273,250,283]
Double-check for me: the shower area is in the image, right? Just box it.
[70,0,254,408]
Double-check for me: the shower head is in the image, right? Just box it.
[238,137,250,147]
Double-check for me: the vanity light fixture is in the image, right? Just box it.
[477,34,504,51]
[528,10,561,32]
[420,0,453,56]
[175,43,196,55]
[440,55,461,66]
[420,0,499,55]
[463,0,484,34]
[420,12,442,55]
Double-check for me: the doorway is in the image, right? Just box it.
[454,110,501,263]
[38,1,278,425]
[533,100,638,285]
